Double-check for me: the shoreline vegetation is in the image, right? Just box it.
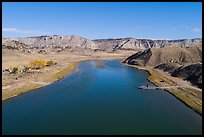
[123,63,202,116]
[2,56,127,101]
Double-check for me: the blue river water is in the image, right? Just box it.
[2,59,202,135]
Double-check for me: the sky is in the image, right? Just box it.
[2,2,202,40]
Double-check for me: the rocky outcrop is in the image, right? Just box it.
[123,48,152,66]
[123,46,202,67]
[12,35,99,50]
[171,63,202,88]
[123,45,202,88]
[154,62,202,88]
[93,38,202,51]
[2,36,202,52]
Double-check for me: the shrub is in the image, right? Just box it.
[3,45,19,50]
[46,60,55,66]
[23,66,30,72]
[9,66,18,74]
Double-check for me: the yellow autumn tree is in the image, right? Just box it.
[29,59,46,69]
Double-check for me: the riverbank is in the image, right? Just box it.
[122,63,202,115]
[2,62,78,101]
[2,50,135,101]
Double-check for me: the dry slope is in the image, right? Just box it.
[123,45,202,88]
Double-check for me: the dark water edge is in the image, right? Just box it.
[2,59,202,135]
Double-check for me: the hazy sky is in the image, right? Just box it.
[2,2,202,40]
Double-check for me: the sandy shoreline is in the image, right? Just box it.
[122,63,202,116]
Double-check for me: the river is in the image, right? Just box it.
[2,59,202,135]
